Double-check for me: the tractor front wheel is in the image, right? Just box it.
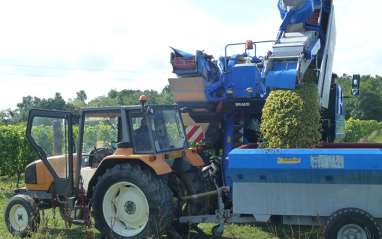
[91,163,173,239]
[4,194,40,238]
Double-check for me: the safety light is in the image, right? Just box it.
[139,95,147,105]
[140,95,148,112]
[191,148,197,153]
[226,88,234,95]
[246,40,253,50]
[197,145,204,151]
[149,155,156,161]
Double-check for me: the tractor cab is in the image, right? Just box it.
[129,105,188,154]
[78,103,189,167]
[22,98,194,198]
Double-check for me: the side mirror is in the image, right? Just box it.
[352,74,360,96]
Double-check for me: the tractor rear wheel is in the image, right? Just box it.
[91,163,173,239]
[175,167,208,216]
[169,167,208,234]
[4,195,40,238]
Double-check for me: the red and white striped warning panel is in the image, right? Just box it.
[185,126,204,142]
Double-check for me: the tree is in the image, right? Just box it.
[161,85,171,94]
[88,96,119,107]
[76,90,87,103]
[15,96,42,123]
[7,86,173,125]
[0,109,16,126]
[38,92,69,111]
[352,76,382,121]
[336,74,382,121]
[11,93,76,125]
[159,85,174,104]
[107,89,118,99]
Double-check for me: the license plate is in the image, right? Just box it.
[167,151,183,159]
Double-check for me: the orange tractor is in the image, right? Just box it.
[5,96,208,238]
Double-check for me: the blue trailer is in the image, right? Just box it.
[180,143,382,238]
[231,144,382,223]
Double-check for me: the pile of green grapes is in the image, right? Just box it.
[259,68,321,148]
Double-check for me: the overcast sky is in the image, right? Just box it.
[0,0,380,110]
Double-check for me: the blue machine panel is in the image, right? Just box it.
[265,62,298,89]
[265,70,297,89]
[230,147,382,220]
[231,64,261,98]
[229,148,382,185]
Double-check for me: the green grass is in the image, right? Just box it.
[358,129,382,143]
[0,175,100,239]
[366,129,382,143]
[0,175,322,239]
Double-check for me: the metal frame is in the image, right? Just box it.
[26,109,74,196]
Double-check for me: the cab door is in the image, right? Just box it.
[26,109,75,196]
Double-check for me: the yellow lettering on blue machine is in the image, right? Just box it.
[278,157,301,164]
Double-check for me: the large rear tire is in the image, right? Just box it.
[325,208,381,239]
[91,163,173,239]
[4,195,40,238]
[170,167,208,234]
[175,167,208,216]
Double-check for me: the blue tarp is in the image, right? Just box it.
[170,47,195,59]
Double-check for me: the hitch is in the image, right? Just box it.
[173,186,230,204]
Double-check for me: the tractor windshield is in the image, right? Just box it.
[130,108,187,153]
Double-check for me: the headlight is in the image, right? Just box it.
[245,87,254,94]
[226,88,234,94]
